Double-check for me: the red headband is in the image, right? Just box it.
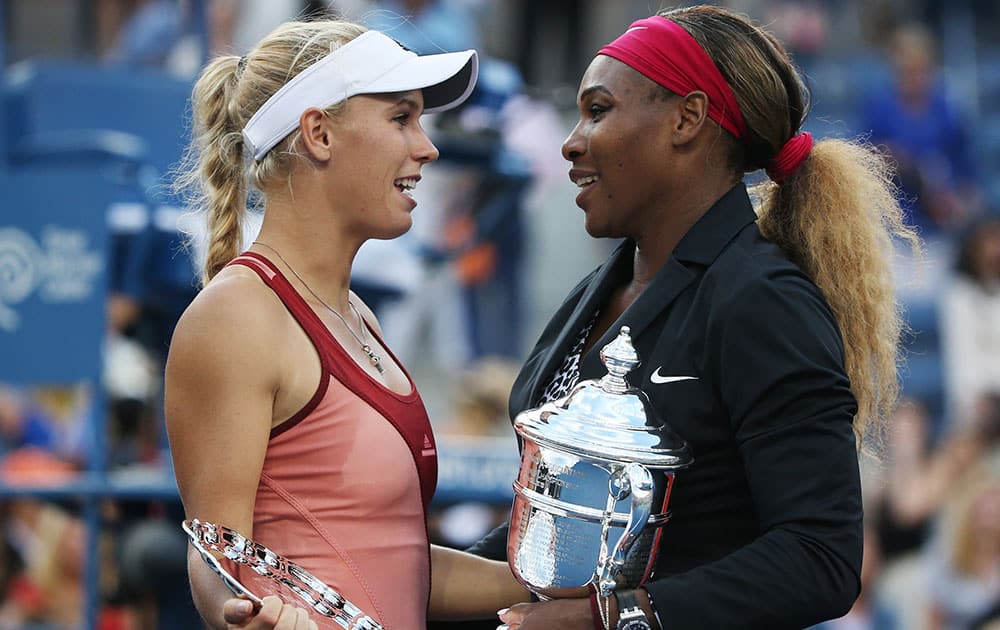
[598,16,748,140]
[599,16,813,184]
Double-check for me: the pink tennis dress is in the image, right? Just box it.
[226,252,438,629]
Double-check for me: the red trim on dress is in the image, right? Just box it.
[226,251,438,509]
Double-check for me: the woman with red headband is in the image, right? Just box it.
[485,6,919,630]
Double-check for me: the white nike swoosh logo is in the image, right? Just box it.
[650,368,698,385]
[626,26,648,33]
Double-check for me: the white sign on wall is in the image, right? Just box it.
[0,226,104,333]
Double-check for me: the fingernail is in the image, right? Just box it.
[236,600,252,614]
[497,608,510,617]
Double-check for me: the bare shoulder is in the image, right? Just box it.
[165,265,291,530]
[165,265,294,424]
[170,265,290,371]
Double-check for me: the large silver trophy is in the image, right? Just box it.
[507,326,693,599]
[183,519,384,629]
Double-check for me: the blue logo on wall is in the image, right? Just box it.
[0,226,104,333]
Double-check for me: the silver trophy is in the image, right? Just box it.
[507,326,693,599]
[183,519,384,629]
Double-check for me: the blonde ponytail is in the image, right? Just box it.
[663,5,921,444]
[186,55,246,285]
[753,141,920,443]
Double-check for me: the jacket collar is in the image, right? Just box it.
[672,182,757,266]
[529,182,758,399]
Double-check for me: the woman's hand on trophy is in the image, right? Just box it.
[497,598,592,630]
[224,595,319,630]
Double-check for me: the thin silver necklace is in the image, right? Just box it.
[252,241,384,374]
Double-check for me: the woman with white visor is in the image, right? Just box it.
[167,19,529,630]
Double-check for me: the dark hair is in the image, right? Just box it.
[661,6,808,173]
[954,215,1000,283]
[659,5,921,444]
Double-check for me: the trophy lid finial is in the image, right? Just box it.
[599,326,640,394]
[512,324,692,469]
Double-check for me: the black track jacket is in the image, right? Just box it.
[471,183,863,629]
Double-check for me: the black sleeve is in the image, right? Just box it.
[464,521,509,561]
[643,271,863,629]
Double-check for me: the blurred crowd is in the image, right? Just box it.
[1,0,1000,628]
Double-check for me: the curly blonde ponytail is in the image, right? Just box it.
[662,5,921,443]
[175,20,367,286]
[754,141,919,443]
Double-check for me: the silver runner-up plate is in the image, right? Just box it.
[182,518,384,629]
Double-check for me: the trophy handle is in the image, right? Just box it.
[598,463,654,596]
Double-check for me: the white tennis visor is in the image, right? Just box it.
[242,30,479,161]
